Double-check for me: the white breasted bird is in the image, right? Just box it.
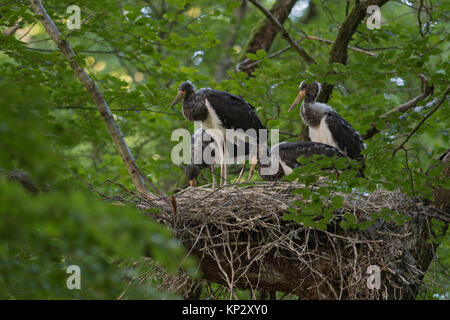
[258,141,347,181]
[170,81,267,186]
[289,81,366,161]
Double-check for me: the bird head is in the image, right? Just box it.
[169,81,195,108]
[288,81,321,112]
[185,164,200,187]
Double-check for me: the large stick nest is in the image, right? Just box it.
[123,182,445,300]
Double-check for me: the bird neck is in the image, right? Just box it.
[301,100,325,127]
[182,92,208,123]
[304,94,317,103]
[184,90,196,103]
[188,87,197,96]
[182,95,197,110]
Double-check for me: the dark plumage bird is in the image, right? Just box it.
[258,141,346,181]
[170,81,267,186]
[185,128,252,187]
[289,81,366,161]
[185,129,215,187]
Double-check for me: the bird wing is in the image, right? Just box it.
[278,141,346,169]
[324,111,365,160]
[204,90,266,131]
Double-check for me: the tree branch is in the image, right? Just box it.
[238,34,376,72]
[317,0,391,103]
[29,0,161,197]
[392,86,449,157]
[363,74,434,140]
[240,0,299,75]
[433,149,450,213]
[381,74,433,118]
[2,17,23,36]
[247,0,316,65]
[54,105,175,115]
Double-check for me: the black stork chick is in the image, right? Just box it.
[258,141,346,181]
[185,129,215,187]
[170,81,267,186]
[289,81,366,161]
[185,128,252,187]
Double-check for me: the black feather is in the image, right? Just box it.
[259,141,347,181]
[324,111,365,160]
[204,90,266,132]
[277,141,346,169]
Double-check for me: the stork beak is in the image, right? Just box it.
[169,90,186,108]
[288,90,306,112]
[189,179,197,187]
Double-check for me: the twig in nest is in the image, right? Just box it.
[103,181,445,299]
[170,195,178,222]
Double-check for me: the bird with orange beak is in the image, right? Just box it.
[289,81,366,162]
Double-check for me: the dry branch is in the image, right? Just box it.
[29,0,161,198]
[303,35,377,56]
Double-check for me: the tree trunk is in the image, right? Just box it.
[29,0,161,198]
[317,0,390,103]
[240,0,299,74]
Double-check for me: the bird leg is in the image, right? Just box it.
[236,162,247,184]
[211,165,217,188]
[215,136,224,188]
[220,162,224,187]
[247,155,258,182]
[223,137,228,186]
[219,162,223,187]
[218,139,225,187]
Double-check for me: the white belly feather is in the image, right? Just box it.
[309,117,339,149]
[203,99,224,132]
[203,98,263,164]
[279,159,293,176]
